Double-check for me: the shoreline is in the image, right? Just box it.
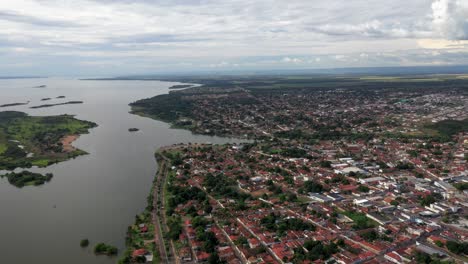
[61,135,79,152]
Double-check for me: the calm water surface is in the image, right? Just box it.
[0,78,243,264]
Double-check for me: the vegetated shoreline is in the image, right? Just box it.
[30,101,83,109]
[118,155,160,263]
[128,82,225,136]
[169,84,194,89]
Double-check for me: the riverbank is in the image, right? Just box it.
[119,152,166,264]
[120,146,195,264]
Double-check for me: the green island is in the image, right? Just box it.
[94,242,118,256]
[0,171,53,187]
[0,111,96,171]
[30,101,84,109]
[0,102,29,108]
[80,239,90,247]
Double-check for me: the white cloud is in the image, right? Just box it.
[418,38,468,49]
[282,57,302,63]
[333,55,348,61]
[432,0,468,40]
[0,0,466,75]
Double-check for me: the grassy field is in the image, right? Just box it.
[0,143,6,155]
[31,159,50,167]
[0,111,96,171]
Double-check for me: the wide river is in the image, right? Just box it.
[0,78,244,264]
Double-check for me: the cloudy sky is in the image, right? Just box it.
[0,0,467,76]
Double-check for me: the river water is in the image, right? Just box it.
[0,78,243,264]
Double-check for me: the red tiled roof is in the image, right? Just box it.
[197,251,210,261]
[132,249,147,257]
[385,252,401,262]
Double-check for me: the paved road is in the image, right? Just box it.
[154,153,180,264]
[153,156,170,263]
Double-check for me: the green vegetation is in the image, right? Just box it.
[413,251,455,264]
[293,240,339,262]
[357,185,370,193]
[80,239,90,247]
[169,84,193,89]
[0,142,7,154]
[119,175,156,264]
[360,230,392,242]
[167,215,182,240]
[300,180,324,193]
[445,240,468,256]
[419,193,442,206]
[261,213,315,236]
[1,171,53,187]
[396,162,415,170]
[166,185,206,216]
[130,93,193,123]
[94,243,118,256]
[426,119,468,140]
[320,160,332,168]
[453,182,468,191]
[195,230,219,253]
[0,111,96,171]
[342,211,377,230]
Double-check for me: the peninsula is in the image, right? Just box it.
[169,84,194,89]
[0,111,96,171]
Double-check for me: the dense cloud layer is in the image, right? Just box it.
[432,0,468,40]
[0,0,466,75]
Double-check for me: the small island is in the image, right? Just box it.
[0,102,29,108]
[80,239,90,247]
[56,96,66,99]
[169,84,193,89]
[94,243,118,256]
[41,98,51,101]
[1,171,53,188]
[30,101,83,109]
[128,128,139,132]
[0,111,96,172]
